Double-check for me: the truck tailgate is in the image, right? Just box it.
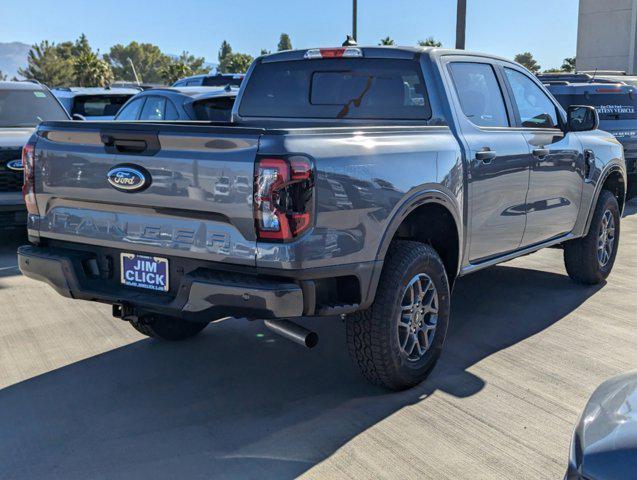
[32,122,262,266]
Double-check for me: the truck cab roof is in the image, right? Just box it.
[257,45,516,65]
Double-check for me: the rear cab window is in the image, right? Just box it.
[238,58,431,120]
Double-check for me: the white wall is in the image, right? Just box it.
[577,0,637,73]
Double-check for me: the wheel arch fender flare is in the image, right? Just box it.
[583,164,626,236]
[360,189,463,310]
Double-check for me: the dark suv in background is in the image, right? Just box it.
[171,73,244,88]
[541,75,637,196]
[0,81,70,228]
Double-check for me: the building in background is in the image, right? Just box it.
[577,0,637,74]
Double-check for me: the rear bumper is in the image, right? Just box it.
[18,244,380,320]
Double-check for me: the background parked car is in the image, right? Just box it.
[115,87,237,122]
[543,79,637,196]
[0,80,70,228]
[52,86,140,120]
[172,73,244,88]
[565,371,637,480]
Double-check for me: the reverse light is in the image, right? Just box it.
[21,141,38,215]
[304,47,363,59]
[254,157,314,241]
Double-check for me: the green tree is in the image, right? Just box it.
[0,70,6,81]
[561,57,576,72]
[277,33,292,51]
[260,49,271,56]
[543,67,563,73]
[159,61,192,85]
[379,36,395,46]
[514,52,541,73]
[176,51,206,74]
[418,37,442,47]
[217,40,233,73]
[158,52,207,84]
[105,42,172,83]
[223,53,254,73]
[18,40,75,86]
[73,50,113,87]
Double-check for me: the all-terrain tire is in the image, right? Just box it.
[564,190,620,285]
[129,315,208,341]
[346,241,451,391]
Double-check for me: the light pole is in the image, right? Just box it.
[456,0,467,49]
[127,58,141,85]
[353,0,358,41]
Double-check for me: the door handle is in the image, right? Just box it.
[475,150,497,164]
[532,148,550,158]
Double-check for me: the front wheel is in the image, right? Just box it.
[129,315,208,341]
[346,241,451,391]
[564,190,620,285]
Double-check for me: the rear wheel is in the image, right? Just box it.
[564,190,620,285]
[129,315,208,341]
[346,241,450,391]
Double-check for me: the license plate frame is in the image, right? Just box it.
[120,253,169,292]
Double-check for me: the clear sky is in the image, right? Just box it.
[0,0,579,70]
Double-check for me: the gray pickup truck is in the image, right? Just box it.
[18,47,626,390]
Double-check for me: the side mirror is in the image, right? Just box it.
[72,114,86,121]
[567,105,599,132]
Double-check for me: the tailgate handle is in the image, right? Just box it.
[101,131,160,156]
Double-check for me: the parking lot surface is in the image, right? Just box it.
[0,198,636,480]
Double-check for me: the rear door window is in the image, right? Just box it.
[164,100,179,120]
[239,58,431,120]
[448,62,509,127]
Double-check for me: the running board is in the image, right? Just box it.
[460,233,575,276]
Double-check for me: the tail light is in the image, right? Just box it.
[22,140,38,215]
[254,156,314,241]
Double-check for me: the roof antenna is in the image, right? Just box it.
[590,67,598,83]
[342,35,357,47]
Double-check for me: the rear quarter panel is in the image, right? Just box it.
[256,127,463,269]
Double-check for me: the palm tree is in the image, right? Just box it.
[73,50,113,87]
[379,36,395,46]
[418,37,442,47]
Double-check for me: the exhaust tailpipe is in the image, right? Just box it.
[264,319,318,349]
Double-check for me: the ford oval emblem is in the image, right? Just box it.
[6,159,23,171]
[107,165,149,192]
